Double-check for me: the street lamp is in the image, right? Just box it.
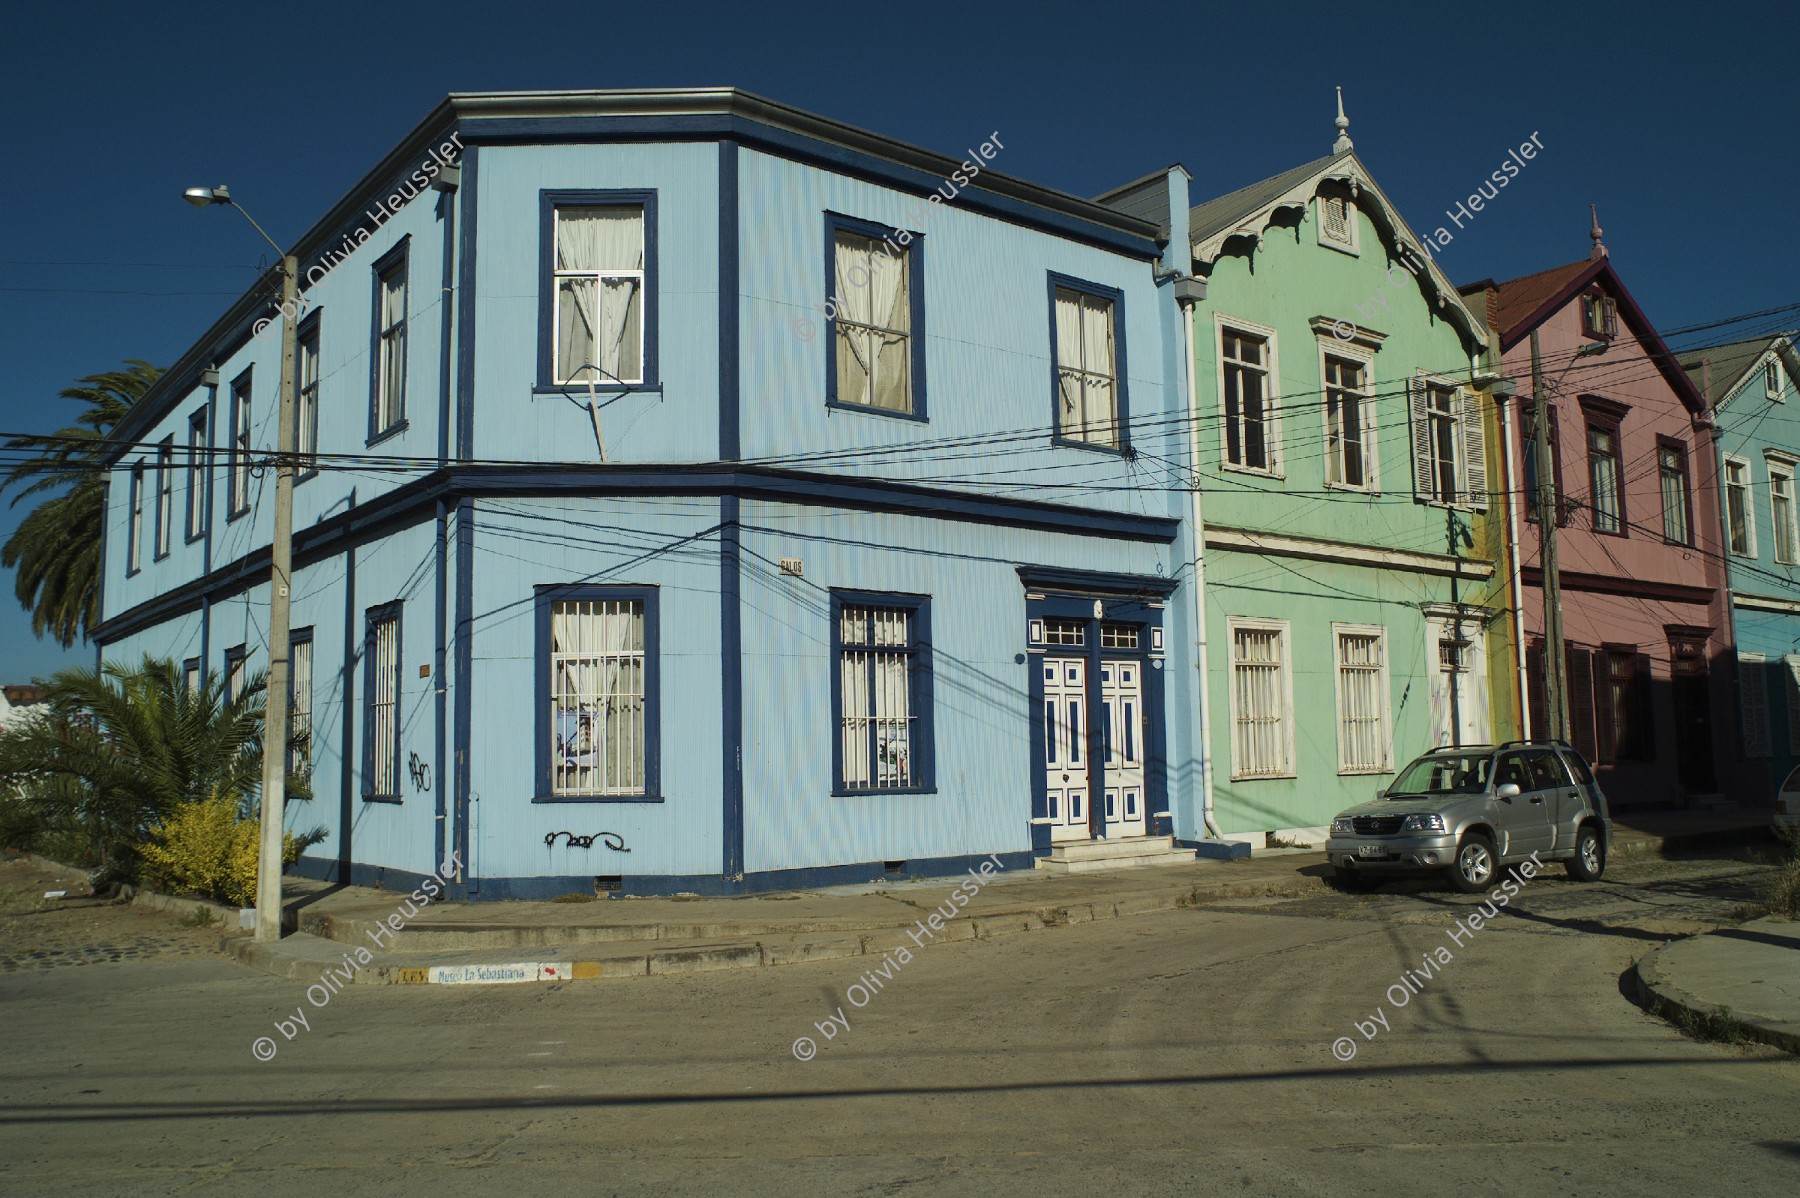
[187,183,298,943]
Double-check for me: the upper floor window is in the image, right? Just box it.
[1220,323,1276,474]
[1323,351,1373,489]
[126,462,144,575]
[154,438,174,560]
[1581,292,1618,340]
[1317,193,1357,252]
[1522,407,1563,524]
[228,371,251,520]
[826,217,922,419]
[552,203,647,387]
[185,407,206,542]
[370,246,407,440]
[1051,277,1125,452]
[225,644,249,705]
[1725,456,1755,556]
[536,586,660,800]
[1587,422,1623,534]
[1767,360,1784,401]
[297,315,320,478]
[1771,459,1799,565]
[1410,377,1486,510]
[1658,442,1691,545]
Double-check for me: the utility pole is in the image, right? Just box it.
[185,184,297,943]
[256,253,298,942]
[1529,330,1569,743]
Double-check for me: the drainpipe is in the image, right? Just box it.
[1496,391,1531,739]
[1174,279,1221,839]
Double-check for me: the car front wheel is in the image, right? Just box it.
[1566,825,1605,882]
[1449,833,1496,893]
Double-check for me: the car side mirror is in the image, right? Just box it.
[1374,787,1386,802]
[1495,782,1521,799]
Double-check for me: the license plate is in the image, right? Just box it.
[1356,845,1388,859]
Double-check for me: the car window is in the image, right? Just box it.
[1559,750,1594,785]
[1495,753,1530,790]
[1524,750,1568,790]
[1390,753,1492,795]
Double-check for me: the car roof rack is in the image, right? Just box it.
[1430,742,1495,751]
[1496,739,1576,750]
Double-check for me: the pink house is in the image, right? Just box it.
[1462,229,1738,808]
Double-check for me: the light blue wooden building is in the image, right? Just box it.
[95,89,1213,896]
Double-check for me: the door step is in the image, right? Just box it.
[1036,836,1198,873]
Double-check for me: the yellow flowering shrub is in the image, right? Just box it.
[140,791,300,907]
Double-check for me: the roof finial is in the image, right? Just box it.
[1589,203,1607,260]
[1333,86,1353,153]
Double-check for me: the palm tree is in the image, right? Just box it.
[0,655,309,881]
[1,360,162,646]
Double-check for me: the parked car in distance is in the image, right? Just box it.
[1324,741,1612,893]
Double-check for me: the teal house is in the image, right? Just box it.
[1181,106,1505,843]
[1679,333,1800,803]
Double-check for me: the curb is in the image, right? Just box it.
[226,872,1330,986]
[1626,938,1800,1055]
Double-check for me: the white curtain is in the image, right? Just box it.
[557,207,644,384]
[833,235,909,411]
[1055,290,1115,444]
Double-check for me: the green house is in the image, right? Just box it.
[1182,111,1506,843]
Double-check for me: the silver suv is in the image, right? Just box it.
[1325,741,1612,893]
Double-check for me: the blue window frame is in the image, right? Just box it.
[534,584,661,802]
[537,190,659,392]
[185,406,208,543]
[824,212,926,422]
[1047,273,1128,453]
[182,656,201,695]
[125,462,144,576]
[297,309,321,481]
[227,368,252,521]
[830,590,935,795]
[368,239,409,446]
[362,602,403,802]
[224,644,249,705]
[153,436,174,560]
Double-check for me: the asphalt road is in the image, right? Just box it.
[1,855,1795,1196]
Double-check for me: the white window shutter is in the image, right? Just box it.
[1409,376,1431,499]
[1459,387,1488,510]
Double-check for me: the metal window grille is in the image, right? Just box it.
[290,638,313,780]
[1337,632,1387,772]
[375,258,407,432]
[1231,625,1288,777]
[1043,619,1085,646]
[1742,657,1771,758]
[1100,623,1138,650]
[549,599,647,796]
[839,606,915,791]
[369,616,399,796]
[1325,355,1367,487]
[1659,447,1690,544]
[1054,287,1119,448]
[1438,638,1470,673]
[1223,329,1271,470]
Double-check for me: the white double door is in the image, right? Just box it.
[1044,655,1147,842]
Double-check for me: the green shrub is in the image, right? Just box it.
[1763,844,1800,920]
[140,791,300,907]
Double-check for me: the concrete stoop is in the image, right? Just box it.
[1034,836,1198,874]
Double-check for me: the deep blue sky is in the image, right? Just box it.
[2,0,1791,681]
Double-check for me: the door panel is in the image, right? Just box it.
[1043,657,1089,842]
[1492,750,1555,857]
[1100,659,1147,837]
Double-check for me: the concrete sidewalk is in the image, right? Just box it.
[219,810,1774,987]
[1630,916,1800,1053]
